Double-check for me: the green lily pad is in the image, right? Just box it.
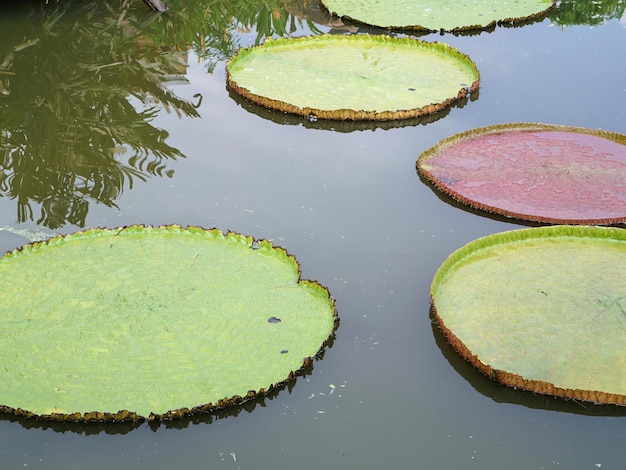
[226,34,480,121]
[320,0,555,32]
[0,225,338,422]
[431,225,626,406]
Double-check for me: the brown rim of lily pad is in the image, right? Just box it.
[226,34,480,122]
[417,123,626,225]
[320,0,556,34]
[0,225,339,423]
[226,82,470,133]
[431,225,626,406]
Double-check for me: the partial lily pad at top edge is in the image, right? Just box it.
[0,225,338,422]
[226,34,480,122]
[431,225,626,406]
[417,123,626,225]
[320,0,555,33]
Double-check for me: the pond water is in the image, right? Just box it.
[0,0,625,468]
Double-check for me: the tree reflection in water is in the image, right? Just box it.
[0,0,385,231]
[0,0,237,229]
[0,0,346,230]
[550,0,625,26]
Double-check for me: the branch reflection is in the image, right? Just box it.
[0,0,239,229]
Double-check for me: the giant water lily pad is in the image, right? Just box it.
[431,225,626,406]
[0,225,338,422]
[417,123,626,224]
[321,0,555,32]
[226,34,479,121]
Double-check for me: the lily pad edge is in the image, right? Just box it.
[226,34,480,122]
[431,225,626,406]
[417,122,626,225]
[0,224,340,423]
[321,0,557,34]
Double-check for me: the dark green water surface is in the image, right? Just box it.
[0,0,625,468]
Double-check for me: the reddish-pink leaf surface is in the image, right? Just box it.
[417,123,626,224]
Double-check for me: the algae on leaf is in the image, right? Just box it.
[321,0,555,32]
[431,226,626,406]
[226,34,479,121]
[0,225,338,422]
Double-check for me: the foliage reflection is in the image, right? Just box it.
[0,0,201,228]
[550,0,626,26]
[0,0,352,230]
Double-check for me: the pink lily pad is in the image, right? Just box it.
[417,123,626,224]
